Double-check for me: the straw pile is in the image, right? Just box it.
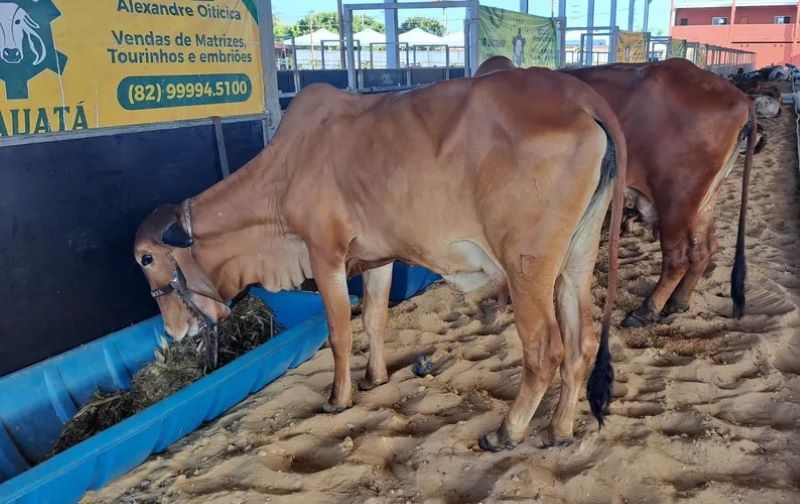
[48,295,283,458]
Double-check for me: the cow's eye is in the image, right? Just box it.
[141,254,154,267]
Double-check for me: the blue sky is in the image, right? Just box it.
[272,1,671,35]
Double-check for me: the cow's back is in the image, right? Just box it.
[563,59,750,203]
[279,70,613,268]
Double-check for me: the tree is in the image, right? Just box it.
[399,16,445,36]
[291,11,384,35]
[294,11,339,35]
[354,14,384,33]
[273,16,297,40]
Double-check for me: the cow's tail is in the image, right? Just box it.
[731,103,756,319]
[586,101,627,428]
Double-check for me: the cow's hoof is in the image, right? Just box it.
[358,377,387,391]
[478,427,518,452]
[662,299,690,317]
[621,308,660,328]
[321,400,352,413]
[540,437,574,449]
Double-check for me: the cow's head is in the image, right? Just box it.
[0,3,46,65]
[134,204,230,340]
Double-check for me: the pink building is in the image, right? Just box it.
[670,0,800,67]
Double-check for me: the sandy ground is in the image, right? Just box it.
[84,109,800,504]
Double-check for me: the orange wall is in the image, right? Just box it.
[735,6,796,24]
[672,5,800,67]
[675,6,797,25]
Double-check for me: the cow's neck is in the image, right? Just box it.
[188,150,311,299]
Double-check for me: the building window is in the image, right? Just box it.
[711,17,729,25]
[775,16,791,24]
[679,18,689,26]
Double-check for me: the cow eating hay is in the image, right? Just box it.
[133,68,627,450]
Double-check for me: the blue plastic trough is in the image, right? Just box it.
[0,289,327,504]
[348,263,441,302]
[0,264,440,503]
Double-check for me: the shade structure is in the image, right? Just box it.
[440,31,466,47]
[399,28,444,46]
[354,28,386,45]
[285,28,340,47]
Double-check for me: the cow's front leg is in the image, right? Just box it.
[359,263,393,390]
[311,253,355,412]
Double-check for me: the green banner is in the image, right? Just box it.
[695,44,708,68]
[667,38,687,59]
[616,31,648,63]
[478,6,558,69]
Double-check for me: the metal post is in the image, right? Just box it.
[321,41,327,69]
[464,18,471,76]
[345,10,357,90]
[643,0,651,32]
[257,0,282,142]
[628,0,635,31]
[466,0,480,76]
[610,0,617,30]
[212,117,231,178]
[559,0,567,67]
[291,35,300,92]
[610,26,619,63]
[385,0,400,68]
[520,0,528,13]
[445,45,451,79]
[580,33,585,66]
[586,0,595,66]
[792,0,800,64]
[337,0,347,69]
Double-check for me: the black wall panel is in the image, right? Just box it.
[0,120,264,376]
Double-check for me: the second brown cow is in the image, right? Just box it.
[478,57,759,327]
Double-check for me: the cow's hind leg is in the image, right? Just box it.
[358,263,393,390]
[623,225,691,327]
[548,186,611,445]
[663,199,718,316]
[480,258,563,451]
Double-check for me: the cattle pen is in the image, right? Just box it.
[3,1,798,503]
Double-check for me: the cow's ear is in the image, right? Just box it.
[161,221,193,248]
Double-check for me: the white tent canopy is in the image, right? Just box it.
[440,31,466,47]
[354,28,386,45]
[284,28,339,47]
[399,28,443,46]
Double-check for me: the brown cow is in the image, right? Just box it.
[477,56,758,327]
[134,68,627,450]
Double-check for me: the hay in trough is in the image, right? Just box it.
[48,294,283,458]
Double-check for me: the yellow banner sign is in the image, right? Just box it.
[0,0,265,137]
[616,31,648,63]
[695,44,708,69]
